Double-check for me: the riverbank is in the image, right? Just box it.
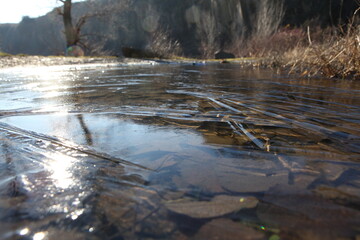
[233,23,360,80]
[0,55,265,70]
[0,45,358,80]
[0,55,125,68]
[284,27,360,80]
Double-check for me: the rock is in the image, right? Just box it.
[122,47,161,59]
[314,185,360,205]
[165,195,258,219]
[215,51,235,59]
[257,186,360,239]
[221,60,231,64]
[192,218,265,240]
[217,170,289,193]
[66,45,84,57]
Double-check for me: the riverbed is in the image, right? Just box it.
[0,61,359,239]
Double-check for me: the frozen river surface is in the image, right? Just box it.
[0,62,359,239]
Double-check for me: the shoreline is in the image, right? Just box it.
[1,55,357,80]
[0,55,268,69]
[0,56,128,69]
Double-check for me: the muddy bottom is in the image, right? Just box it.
[0,62,359,239]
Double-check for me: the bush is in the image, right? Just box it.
[231,26,306,58]
[146,28,183,58]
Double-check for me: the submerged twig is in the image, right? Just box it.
[208,98,265,149]
[228,121,265,149]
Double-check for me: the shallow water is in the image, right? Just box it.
[0,62,359,239]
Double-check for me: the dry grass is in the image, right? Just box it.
[286,23,360,79]
[283,7,360,80]
[232,22,360,80]
[229,5,360,80]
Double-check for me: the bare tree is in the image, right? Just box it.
[56,0,130,56]
[255,0,285,37]
[57,0,83,47]
[196,9,219,58]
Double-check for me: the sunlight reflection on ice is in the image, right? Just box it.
[33,105,69,114]
[69,209,85,220]
[33,231,47,240]
[12,65,74,114]
[43,152,76,189]
[19,228,30,236]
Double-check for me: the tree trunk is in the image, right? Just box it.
[63,0,78,47]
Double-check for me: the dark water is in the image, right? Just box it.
[0,62,359,240]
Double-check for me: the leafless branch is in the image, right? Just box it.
[76,15,87,33]
[56,7,63,15]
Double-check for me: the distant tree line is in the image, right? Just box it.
[0,0,358,57]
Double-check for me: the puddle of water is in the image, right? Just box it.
[0,63,359,239]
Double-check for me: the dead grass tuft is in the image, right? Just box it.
[230,6,360,80]
[286,9,360,79]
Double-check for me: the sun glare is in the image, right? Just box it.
[44,152,77,189]
[21,66,75,114]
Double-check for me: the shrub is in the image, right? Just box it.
[147,28,183,58]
